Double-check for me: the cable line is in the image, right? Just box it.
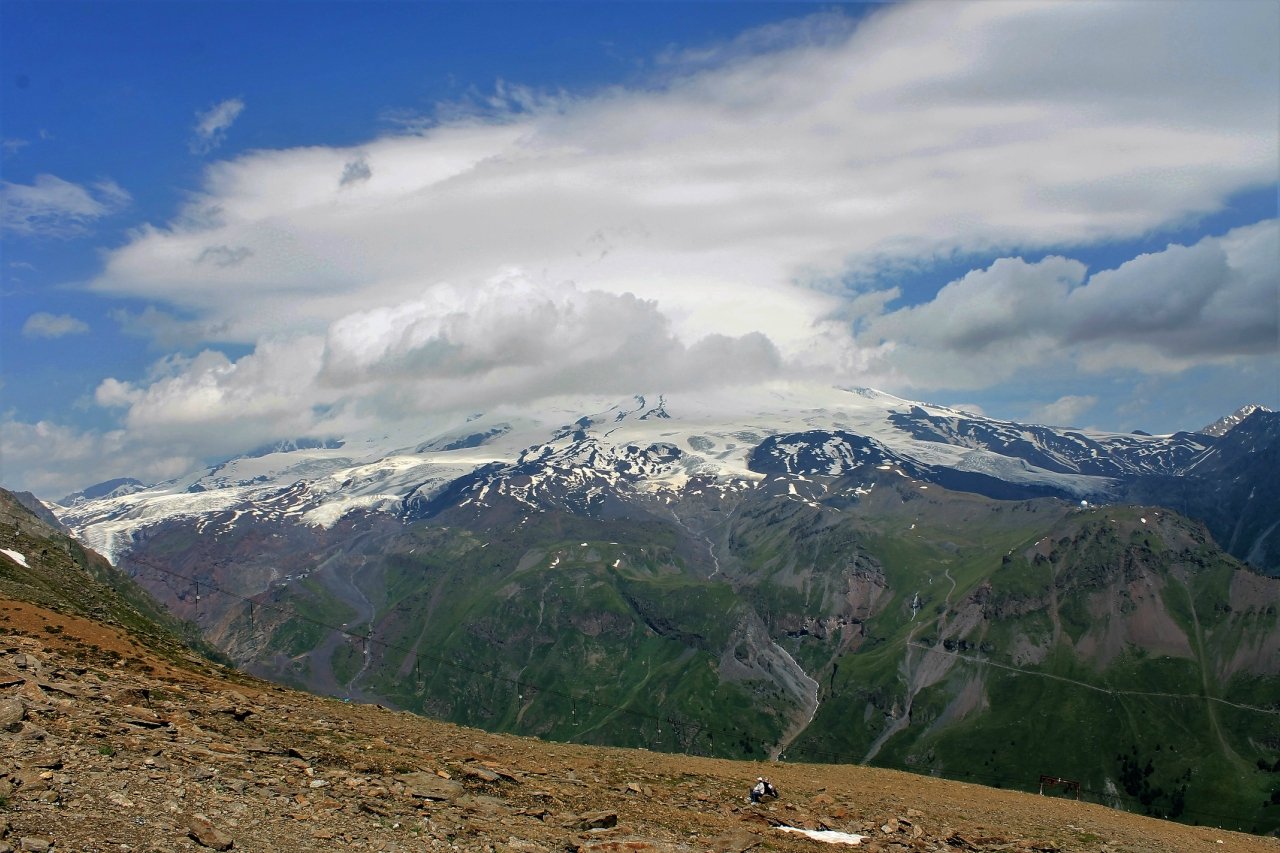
[906,642,1280,715]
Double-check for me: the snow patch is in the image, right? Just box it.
[301,494,396,528]
[776,827,867,845]
[1,549,30,568]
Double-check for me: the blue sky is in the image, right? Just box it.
[2,0,1277,498]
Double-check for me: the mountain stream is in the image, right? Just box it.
[769,640,821,760]
[309,552,381,704]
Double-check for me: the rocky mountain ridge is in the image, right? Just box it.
[50,385,1277,574]
[1200,404,1272,438]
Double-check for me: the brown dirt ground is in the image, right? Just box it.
[2,594,1277,853]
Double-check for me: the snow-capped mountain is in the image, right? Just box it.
[55,382,1263,567]
[32,387,1280,829]
[1198,403,1271,437]
[59,477,148,506]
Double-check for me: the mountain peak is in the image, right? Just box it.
[58,477,148,507]
[1199,403,1272,437]
[240,436,346,459]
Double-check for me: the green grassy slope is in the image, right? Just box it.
[136,479,1280,834]
[0,487,225,667]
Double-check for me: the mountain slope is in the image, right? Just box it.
[83,471,1280,834]
[39,386,1280,834]
[0,487,222,667]
[1126,408,1280,575]
[8,591,1278,853]
[792,504,1280,826]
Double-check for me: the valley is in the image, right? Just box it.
[2,491,1276,853]
[37,387,1280,837]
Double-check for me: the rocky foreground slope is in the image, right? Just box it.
[3,595,1278,853]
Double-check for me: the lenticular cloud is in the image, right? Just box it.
[10,0,1270,496]
[91,0,1276,371]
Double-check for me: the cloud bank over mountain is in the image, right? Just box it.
[852,221,1279,389]
[3,0,1277,496]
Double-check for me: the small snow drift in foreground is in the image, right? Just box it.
[776,826,868,845]
[1,548,30,568]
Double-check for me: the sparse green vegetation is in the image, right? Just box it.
[330,639,363,686]
[0,490,225,667]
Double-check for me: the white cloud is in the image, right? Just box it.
[84,273,781,447]
[109,305,228,349]
[1027,395,1098,428]
[327,274,782,404]
[851,220,1280,390]
[0,418,194,500]
[190,97,245,154]
[96,342,329,438]
[1065,229,1277,361]
[91,1,1276,354]
[9,0,1276,491]
[1,174,130,237]
[22,312,89,339]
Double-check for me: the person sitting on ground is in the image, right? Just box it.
[750,776,777,803]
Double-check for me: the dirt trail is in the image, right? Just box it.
[1184,581,1237,761]
[863,568,965,763]
[862,627,926,763]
